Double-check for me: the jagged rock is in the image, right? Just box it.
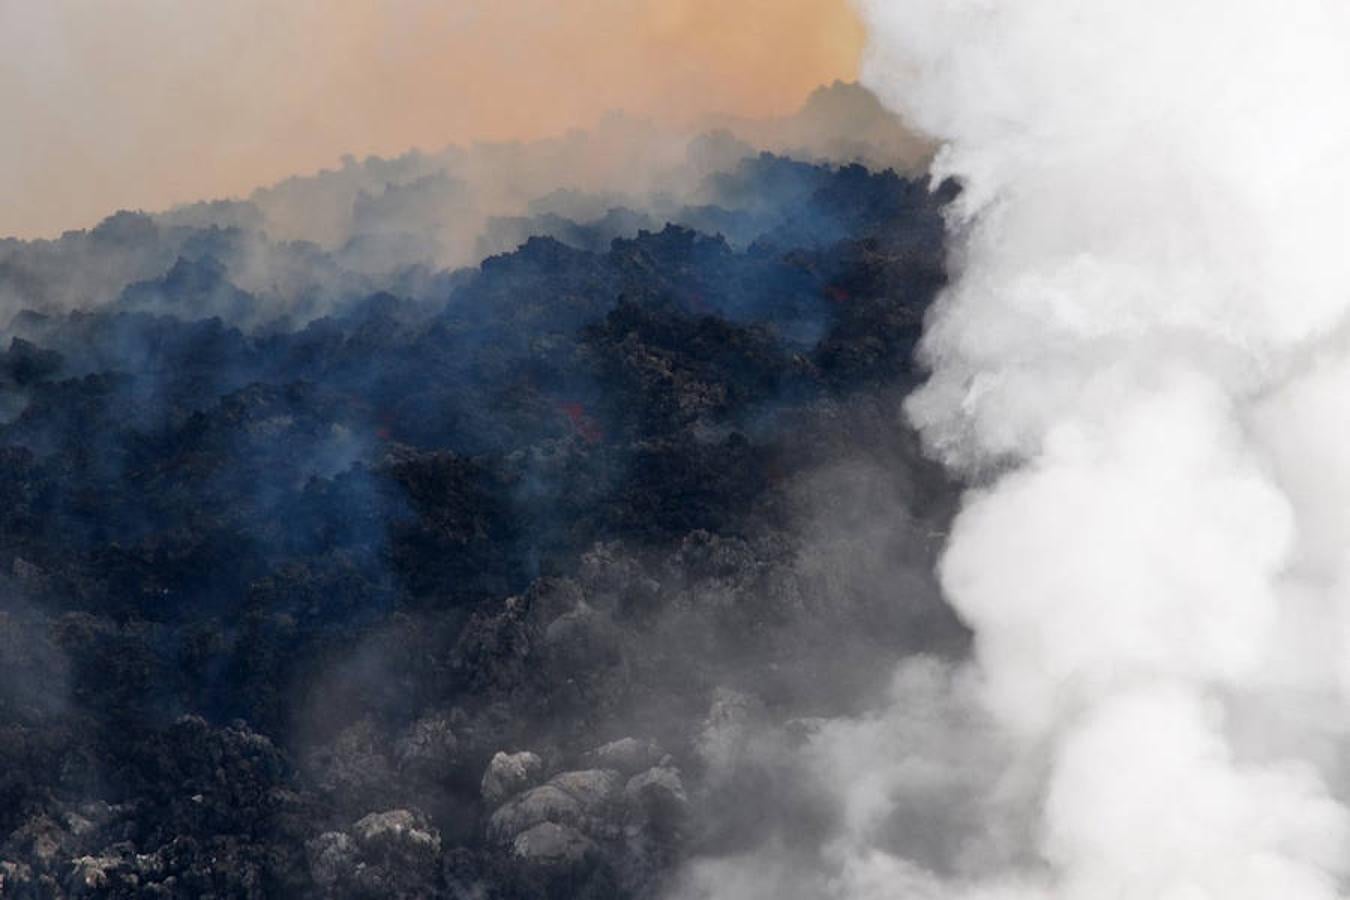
[481,750,544,807]
[511,822,597,868]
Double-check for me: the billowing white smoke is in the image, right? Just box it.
[838,0,1350,897]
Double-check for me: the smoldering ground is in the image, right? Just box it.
[0,84,966,896]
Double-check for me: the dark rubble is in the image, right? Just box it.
[0,157,966,898]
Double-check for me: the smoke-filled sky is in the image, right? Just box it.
[0,0,864,240]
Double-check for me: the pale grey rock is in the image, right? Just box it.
[481,750,544,806]
[586,737,664,775]
[487,785,582,842]
[547,769,622,813]
[352,809,441,855]
[511,822,596,868]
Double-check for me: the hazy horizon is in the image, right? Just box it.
[0,0,864,240]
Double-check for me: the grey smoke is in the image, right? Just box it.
[675,1,1350,897]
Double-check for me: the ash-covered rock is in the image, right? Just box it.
[306,809,442,898]
[489,785,586,844]
[512,821,597,872]
[481,751,546,808]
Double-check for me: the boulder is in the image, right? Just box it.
[511,822,597,868]
[481,750,544,807]
[351,809,441,857]
[586,737,665,775]
[487,786,581,842]
[546,769,622,813]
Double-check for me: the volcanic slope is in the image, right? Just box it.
[0,156,964,897]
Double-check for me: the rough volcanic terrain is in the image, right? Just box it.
[0,154,965,897]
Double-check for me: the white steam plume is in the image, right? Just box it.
[819,0,1350,897]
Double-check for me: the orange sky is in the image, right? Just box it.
[0,0,865,240]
